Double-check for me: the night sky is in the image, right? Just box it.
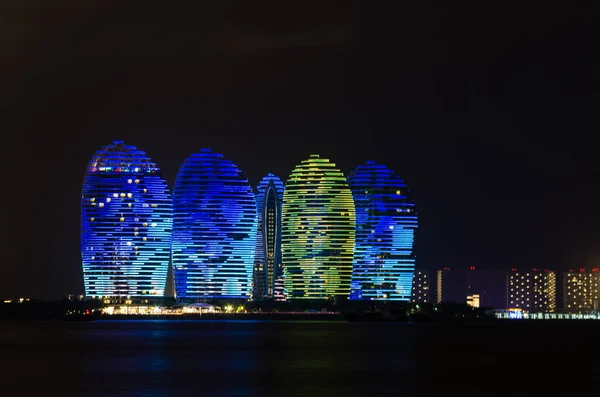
[1,1,598,298]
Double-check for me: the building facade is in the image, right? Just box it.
[411,270,431,303]
[466,294,480,308]
[172,149,257,299]
[507,269,556,312]
[563,270,600,313]
[81,141,172,298]
[348,161,417,300]
[281,155,355,299]
[252,174,285,300]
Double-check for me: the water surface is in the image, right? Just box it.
[0,320,597,396]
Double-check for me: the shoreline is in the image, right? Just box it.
[91,312,346,321]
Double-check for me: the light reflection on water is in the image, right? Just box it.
[1,320,596,396]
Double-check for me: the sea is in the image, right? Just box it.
[0,319,598,396]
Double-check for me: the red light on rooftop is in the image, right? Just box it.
[443,267,450,271]
[580,268,585,273]
[469,266,475,271]
[511,268,516,272]
[593,268,599,273]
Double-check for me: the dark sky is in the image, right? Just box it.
[0,1,598,298]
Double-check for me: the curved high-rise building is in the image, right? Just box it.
[252,174,285,300]
[81,140,172,298]
[172,149,257,299]
[348,161,417,300]
[281,155,355,299]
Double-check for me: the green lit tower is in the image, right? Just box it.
[281,155,356,299]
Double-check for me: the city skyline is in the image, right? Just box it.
[14,134,600,300]
[2,2,597,299]
[81,140,594,307]
[80,144,420,301]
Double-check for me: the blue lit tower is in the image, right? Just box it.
[348,161,417,300]
[172,149,257,299]
[81,140,172,298]
[281,155,356,299]
[252,174,285,300]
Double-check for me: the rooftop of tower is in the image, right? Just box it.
[87,141,159,174]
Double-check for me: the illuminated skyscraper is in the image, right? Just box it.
[172,149,257,299]
[411,270,431,303]
[252,174,285,300]
[81,140,172,298]
[348,161,417,300]
[507,269,556,312]
[563,269,600,313]
[281,155,355,299]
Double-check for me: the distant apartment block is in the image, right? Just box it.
[411,270,431,303]
[507,269,556,312]
[563,269,600,314]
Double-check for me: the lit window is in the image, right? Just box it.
[120,217,125,222]
[99,202,104,208]
[113,193,118,198]
[127,179,132,184]
[106,198,111,203]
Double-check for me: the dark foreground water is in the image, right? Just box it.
[1,320,599,396]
